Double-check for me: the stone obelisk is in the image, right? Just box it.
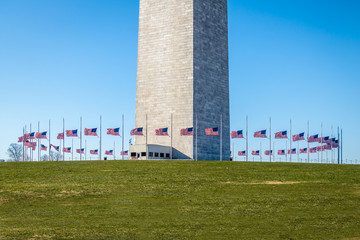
[134,0,230,160]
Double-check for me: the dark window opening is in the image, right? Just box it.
[131,152,136,157]
[160,153,164,158]
[149,152,153,157]
[155,152,159,157]
[166,153,170,158]
[141,152,146,157]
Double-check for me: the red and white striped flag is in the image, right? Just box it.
[35,132,47,139]
[293,132,305,142]
[231,130,244,139]
[84,128,97,136]
[275,131,287,139]
[205,128,219,136]
[254,130,267,138]
[238,151,246,156]
[155,128,169,136]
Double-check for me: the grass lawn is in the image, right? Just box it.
[0,160,360,239]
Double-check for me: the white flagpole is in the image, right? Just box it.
[289,119,292,162]
[170,113,173,160]
[321,122,323,163]
[114,141,115,160]
[220,114,223,161]
[195,113,198,161]
[337,126,340,164]
[331,125,334,164]
[72,139,74,161]
[246,115,248,162]
[341,128,343,164]
[85,140,87,161]
[286,139,288,162]
[80,116,82,161]
[63,118,65,161]
[297,141,299,163]
[269,117,271,163]
[22,126,25,162]
[100,115,102,161]
[38,121,40,162]
[260,142,262,162]
[48,120,51,161]
[30,123,32,161]
[59,138,61,161]
[122,114,124,161]
[307,120,310,163]
[146,114,148,160]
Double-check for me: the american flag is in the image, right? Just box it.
[57,133,64,140]
[18,136,24,142]
[264,150,273,155]
[275,131,287,139]
[252,150,260,156]
[24,141,31,147]
[309,147,317,153]
[324,138,333,144]
[332,140,339,148]
[254,130,267,138]
[40,144,47,151]
[76,148,84,154]
[23,133,30,141]
[317,136,329,143]
[278,150,286,155]
[31,142,37,151]
[205,127,219,136]
[231,130,244,139]
[238,151,246,156]
[293,132,305,142]
[121,150,128,155]
[105,150,113,155]
[84,128,97,136]
[155,127,169,136]
[322,145,332,150]
[51,144,59,151]
[300,148,308,154]
[288,148,296,154]
[35,131,47,139]
[180,127,193,136]
[66,129,78,137]
[63,147,71,153]
[29,132,35,140]
[307,134,319,143]
[107,128,120,136]
[90,149,98,155]
[316,146,324,152]
[130,127,143,136]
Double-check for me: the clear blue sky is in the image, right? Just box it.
[0,0,359,161]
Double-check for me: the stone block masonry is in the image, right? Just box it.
[135,0,230,160]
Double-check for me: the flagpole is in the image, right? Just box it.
[246,115,248,162]
[286,139,288,162]
[146,114,148,160]
[331,125,334,164]
[337,127,340,164]
[30,123,32,161]
[80,116,82,161]
[63,118,65,161]
[170,113,173,160]
[48,120,51,161]
[85,140,87,161]
[100,115,102,161]
[195,113,198,161]
[341,128,343,164]
[59,138,61,161]
[38,121,40,162]
[260,142,262,162]
[220,114,223,161]
[297,141,299,163]
[24,125,27,162]
[289,119,292,162]
[307,120,310,163]
[114,141,115,160]
[122,114,124,161]
[72,139,74,161]
[269,117,271,163]
[22,126,25,162]
[321,122,323,163]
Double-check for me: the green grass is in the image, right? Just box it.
[0,161,360,239]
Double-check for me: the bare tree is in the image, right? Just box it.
[7,143,22,162]
[41,154,49,161]
[50,151,62,161]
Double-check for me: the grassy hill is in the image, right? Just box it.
[0,161,359,239]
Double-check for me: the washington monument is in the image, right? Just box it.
[132,0,230,160]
